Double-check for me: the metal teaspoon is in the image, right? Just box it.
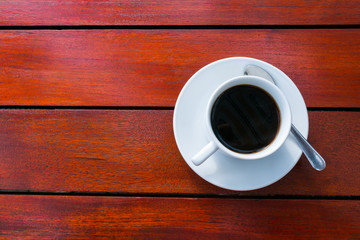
[244,65,326,171]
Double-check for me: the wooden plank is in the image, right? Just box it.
[0,195,359,239]
[0,0,359,26]
[0,30,359,108]
[0,110,359,195]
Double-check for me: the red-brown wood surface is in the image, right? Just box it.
[0,195,359,239]
[1,0,359,26]
[0,30,359,107]
[0,110,358,195]
[1,0,359,238]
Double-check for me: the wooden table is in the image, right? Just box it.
[1,1,359,239]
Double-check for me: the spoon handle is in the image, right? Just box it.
[290,124,326,171]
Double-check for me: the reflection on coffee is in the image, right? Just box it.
[211,85,280,153]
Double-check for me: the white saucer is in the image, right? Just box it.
[173,57,309,191]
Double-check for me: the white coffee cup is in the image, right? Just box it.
[191,75,291,166]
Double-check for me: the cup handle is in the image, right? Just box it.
[191,141,219,166]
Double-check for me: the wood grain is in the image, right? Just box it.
[0,195,359,239]
[0,110,359,195]
[0,30,359,107]
[0,0,359,26]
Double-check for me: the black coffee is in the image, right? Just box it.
[211,85,280,153]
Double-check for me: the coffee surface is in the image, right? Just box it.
[211,85,280,153]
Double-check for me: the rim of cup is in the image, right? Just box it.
[205,75,291,160]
